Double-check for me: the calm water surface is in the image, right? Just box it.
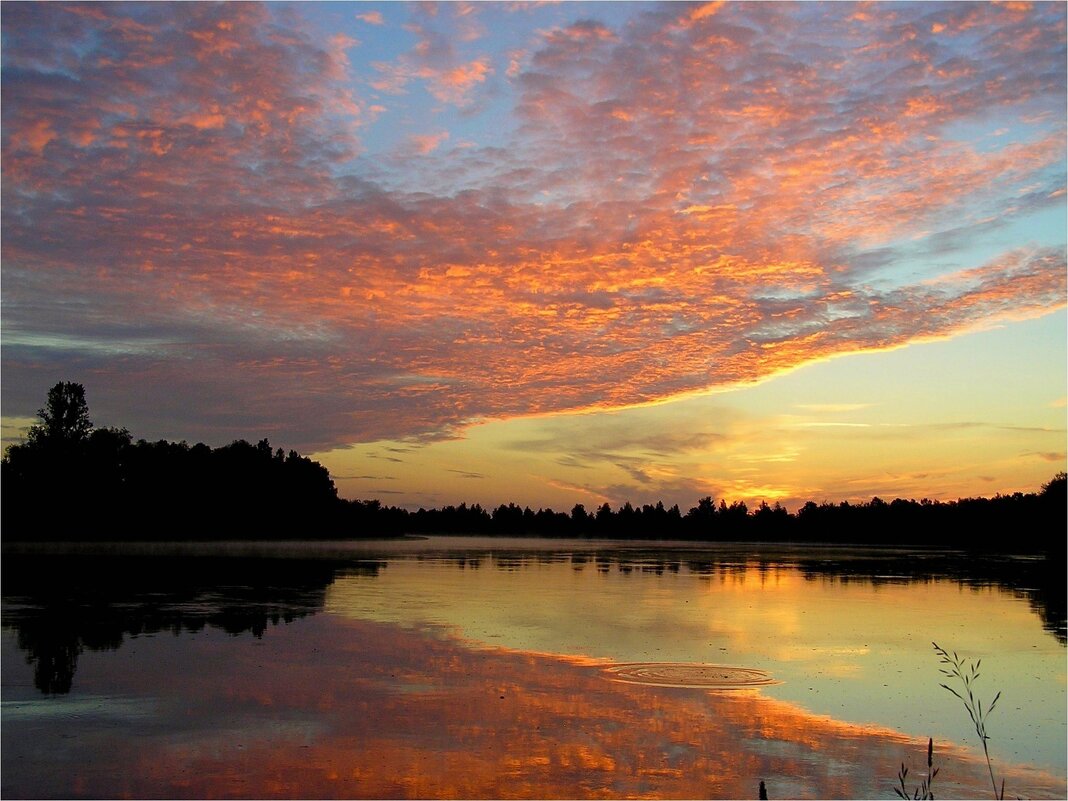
[2,537,1065,799]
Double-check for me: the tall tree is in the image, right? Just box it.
[27,382,93,445]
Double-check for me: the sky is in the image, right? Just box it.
[2,1,1065,512]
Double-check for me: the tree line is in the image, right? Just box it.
[2,382,344,539]
[368,480,1065,552]
[3,382,1064,551]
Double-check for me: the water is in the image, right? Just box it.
[2,538,1065,799]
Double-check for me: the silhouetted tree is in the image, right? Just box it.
[570,503,589,530]
[2,383,360,540]
[5,382,1066,550]
[684,496,717,538]
[753,500,790,538]
[1041,472,1066,504]
[27,381,93,446]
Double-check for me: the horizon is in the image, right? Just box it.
[4,383,1064,516]
[355,470,1067,514]
[2,1,1066,515]
[346,469,1064,515]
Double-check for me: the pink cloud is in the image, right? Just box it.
[409,131,450,154]
[427,58,491,104]
[543,19,617,44]
[327,33,360,74]
[356,10,384,26]
[2,2,1064,452]
[16,118,57,154]
[370,6,493,107]
[372,57,491,106]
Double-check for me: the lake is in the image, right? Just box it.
[2,537,1065,799]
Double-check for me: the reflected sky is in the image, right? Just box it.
[322,544,1067,775]
[4,614,1064,800]
[2,539,1064,799]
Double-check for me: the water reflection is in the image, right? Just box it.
[1,539,1064,799]
[2,549,382,694]
[2,541,1064,696]
[344,539,1065,641]
[322,542,1067,775]
[3,612,1064,799]
[787,550,1066,643]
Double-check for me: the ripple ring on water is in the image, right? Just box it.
[604,663,776,689]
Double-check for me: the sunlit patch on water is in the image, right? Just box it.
[604,662,777,689]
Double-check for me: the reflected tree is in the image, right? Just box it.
[2,552,383,694]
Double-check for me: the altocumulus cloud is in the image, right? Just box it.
[1,2,1065,450]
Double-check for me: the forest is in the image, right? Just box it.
[3,382,1065,551]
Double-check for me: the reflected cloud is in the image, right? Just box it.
[4,611,1063,800]
[3,541,1064,798]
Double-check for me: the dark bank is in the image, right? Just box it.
[4,383,1066,552]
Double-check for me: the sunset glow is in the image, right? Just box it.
[2,2,1065,509]
[9,610,1062,800]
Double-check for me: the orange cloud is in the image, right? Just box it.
[428,58,491,104]
[1,2,1064,452]
[688,1,727,24]
[372,54,491,106]
[17,118,56,154]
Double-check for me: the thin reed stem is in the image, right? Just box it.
[932,642,1004,800]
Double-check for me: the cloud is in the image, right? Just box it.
[507,410,736,463]
[427,58,491,104]
[369,6,492,106]
[795,404,875,414]
[790,422,872,429]
[356,11,384,26]
[447,468,486,480]
[1028,451,1067,462]
[408,131,450,154]
[2,2,1065,452]
[372,56,490,106]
